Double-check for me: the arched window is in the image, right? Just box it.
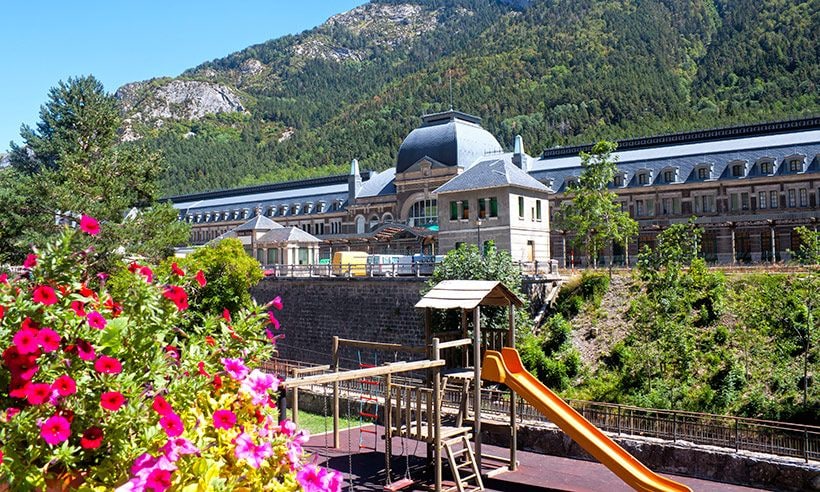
[408,199,437,227]
[382,212,394,223]
[369,215,380,230]
[355,215,366,234]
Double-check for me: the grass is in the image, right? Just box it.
[295,409,365,435]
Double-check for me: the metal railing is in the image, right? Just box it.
[261,263,435,278]
[269,358,819,463]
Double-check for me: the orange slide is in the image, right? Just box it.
[482,348,692,492]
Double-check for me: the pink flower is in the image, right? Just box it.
[162,285,188,311]
[270,295,283,310]
[75,339,96,361]
[86,311,107,330]
[221,357,249,381]
[41,415,71,445]
[297,464,342,492]
[130,453,158,475]
[70,301,87,317]
[213,409,236,430]
[152,395,173,416]
[159,413,184,437]
[222,308,231,322]
[95,355,122,374]
[13,327,40,354]
[195,270,207,287]
[197,361,209,378]
[26,383,52,405]
[170,263,185,276]
[241,369,279,405]
[100,391,126,411]
[139,266,154,283]
[145,469,172,492]
[161,437,199,462]
[37,328,61,353]
[79,215,100,235]
[234,433,273,469]
[23,254,37,268]
[0,273,7,284]
[52,375,76,397]
[268,311,281,330]
[32,285,58,305]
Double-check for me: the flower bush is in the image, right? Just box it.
[0,219,341,491]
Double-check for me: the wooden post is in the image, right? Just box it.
[473,307,482,473]
[385,372,393,484]
[290,368,299,426]
[461,309,468,367]
[432,337,442,492]
[332,336,340,449]
[508,304,517,471]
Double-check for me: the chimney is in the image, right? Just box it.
[512,135,527,171]
[348,158,362,202]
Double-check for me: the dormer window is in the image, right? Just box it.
[542,177,555,190]
[305,202,314,214]
[661,167,679,184]
[564,176,579,190]
[786,155,806,173]
[636,170,653,186]
[318,201,327,213]
[280,205,289,216]
[728,159,749,178]
[292,204,302,215]
[758,158,775,175]
[613,171,627,188]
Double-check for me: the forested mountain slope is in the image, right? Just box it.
[116,0,819,195]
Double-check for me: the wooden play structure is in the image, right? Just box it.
[282,279,692,492]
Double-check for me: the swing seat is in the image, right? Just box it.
[383,478,414,491]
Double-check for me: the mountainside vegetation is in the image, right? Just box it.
[106,0,818,196]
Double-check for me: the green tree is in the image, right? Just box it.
[790,226,820,265]
[636,218,703,280]
[1,76,189,264]
[556,141,638,268]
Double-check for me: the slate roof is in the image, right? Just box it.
[529,130,820,192]
[358,168,396,198]
[434,155,550,194]
[396,111,503,174]
[234,215,283,232]
[258,227,321,243]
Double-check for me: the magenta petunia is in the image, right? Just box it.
[100,391,125,411]
[79,215,100,235]
[139,266,154,283]
[75,339,96,361]
[159,412,184,437]
[171,262,185,276]
[220,357,249,381]
[86,311,107,330]
[268,311,281,330]
[52,374,76,397]
[32,285,58,305]
[23,254,37,269]
[162,285,188,311]
[94,355,122,374]
[270,295,283,311]
[161,437,199,462]
[37,328,61,353]
[152,395,173,416]
[233,432,273,469]
[241,369,278,405]
[213,409,237,430]
[41,415,71,445]
[26,383,52,406]
[13,327,40,354]
[70,301,87,317]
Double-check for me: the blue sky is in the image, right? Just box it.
[0,0,366,153]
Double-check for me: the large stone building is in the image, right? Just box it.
[169,113,820,266]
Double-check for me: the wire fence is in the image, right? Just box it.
[270,358,820,463]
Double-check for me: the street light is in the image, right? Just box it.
[476,218,483,256]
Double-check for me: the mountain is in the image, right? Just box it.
[114,0,820,196]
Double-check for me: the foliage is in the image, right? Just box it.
[1,76,189,266]
[118,0,820,196]
[162,238,264,318]
[636,218,703,285]
[518,313,580,391]
[0,221,336,489]
[789,226,820,265]
[555,272,610,318]
[556,141,638,267]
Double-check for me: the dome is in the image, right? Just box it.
[396,111,503,174]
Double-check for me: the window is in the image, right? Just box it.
[478,199,487,219]
[355,215,365,234]
[730,193,739,211]
[518,196,525,219]
[732,165,744,177]
[646,198,655,216]
[758,191,767,209]
[450,201,458,221]
[699,195,715,213]
[664,170,675,183]
[697,167,709,180]
[770,191,778,209]
[636,200,644,217]
[461,200,469,220]
[662,198,672,215]
[638,173,649,185]
[267,249,279,265]
[409,199,437,226]
[256,249,266,263]
[741,192,749,211]
[536,200,542,221]
[789,159,802,172]
[760,161,773,175]
[489,197,498,218]
[800,188,808,207]
[613,175,623,187]
[788,189,796,208]
[298,248,310,265]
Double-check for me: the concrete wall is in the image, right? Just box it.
[252,276,428,367]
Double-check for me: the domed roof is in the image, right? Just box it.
[396,111,503,174]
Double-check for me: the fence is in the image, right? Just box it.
[269,358,819,463]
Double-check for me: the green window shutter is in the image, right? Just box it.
[490,197,498,217]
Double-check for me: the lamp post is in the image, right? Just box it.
[476,218,483,256]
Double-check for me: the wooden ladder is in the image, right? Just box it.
[442,435,484,492]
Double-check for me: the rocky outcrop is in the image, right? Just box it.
[116,79,245,124]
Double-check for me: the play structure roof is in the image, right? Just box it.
[415,280,524,310]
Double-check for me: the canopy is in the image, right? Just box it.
[415,280,524,310]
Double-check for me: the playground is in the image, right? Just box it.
[281,280,778,492]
